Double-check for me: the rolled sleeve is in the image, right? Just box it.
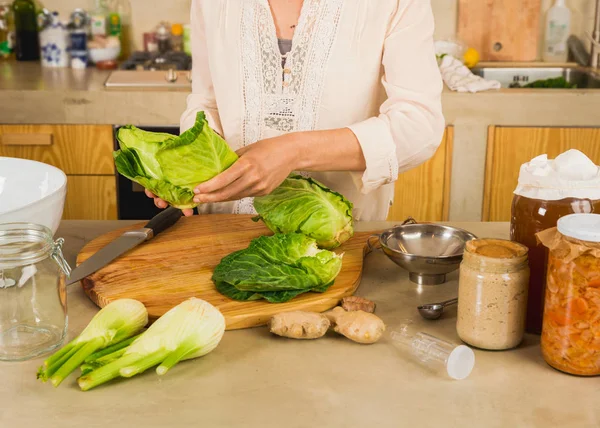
[179,0,224,136]
[347,0,445,194]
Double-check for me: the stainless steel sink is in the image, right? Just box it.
[470,67,600,89]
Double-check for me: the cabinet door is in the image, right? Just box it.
[0,124,115,174]
[387,127,453,222]
[63,176,118,220]
[483,127,600,222]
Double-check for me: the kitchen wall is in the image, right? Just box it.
[46,0,596,60]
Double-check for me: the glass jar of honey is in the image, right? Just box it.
[537,214,600,376]
[510,150,600,334]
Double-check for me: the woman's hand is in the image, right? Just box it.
[144,189,194,217]
[192,135,299,204]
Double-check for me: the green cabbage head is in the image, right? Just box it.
[253,176,354,249]
[113,111,238,209]
[212,233,343,303]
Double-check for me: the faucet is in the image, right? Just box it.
[592,0,600,69]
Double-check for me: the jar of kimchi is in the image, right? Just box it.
[537,213,600,376]
[511,150,600,335]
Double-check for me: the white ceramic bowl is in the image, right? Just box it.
[89,46,120,64]
[0,157,67,235]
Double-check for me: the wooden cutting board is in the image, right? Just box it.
[457,0,542,61]
[76,215,373,330]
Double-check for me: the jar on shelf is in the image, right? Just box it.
[538,213,600,376]
[457,239,530,350]
[0,223,71,361]
[510,149,600,335]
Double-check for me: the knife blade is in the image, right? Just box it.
[67,206,183,285]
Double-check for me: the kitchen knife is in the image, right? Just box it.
[67,206,183,285]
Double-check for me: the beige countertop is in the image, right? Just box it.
[2,62,600,222]
[2,220,598,428]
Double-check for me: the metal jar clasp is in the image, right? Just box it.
[51,238,72,277]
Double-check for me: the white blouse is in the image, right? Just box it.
[180,0,445,221]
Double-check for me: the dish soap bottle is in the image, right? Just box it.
[543,0,571,63]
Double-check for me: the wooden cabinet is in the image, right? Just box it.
[483,126,600,222]
[0,124,117,220]
[387,127,453,222]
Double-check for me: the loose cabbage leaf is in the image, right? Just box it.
[113,112,238,209]
[212,233,343,303]
[253,176,354,249]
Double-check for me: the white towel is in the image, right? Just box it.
[439,55,501,93]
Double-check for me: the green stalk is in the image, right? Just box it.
[80,346,130,375]
[84,333,142,363]
[78,353,142,391]
[50,337,105,387]
[80,364,96,377]
[156,344,197,376]
[120,349,171,378]
[42,341,74,368]
[38,342,86,382]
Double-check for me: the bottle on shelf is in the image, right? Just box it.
[11,0,40,61]
[89,0,107,38]
[107,0,131,59]
[171,23,183,52]
[155,21,171,54]
[0,2,14,59]
[543,0,571,63]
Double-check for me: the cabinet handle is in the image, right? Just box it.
[1,133,53,146]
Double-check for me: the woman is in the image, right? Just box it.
[147,0,445,221]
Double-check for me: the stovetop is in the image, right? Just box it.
[104,51,193,89]
[120,51,192,71]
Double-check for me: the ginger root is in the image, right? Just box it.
[269,311,331,339]
[340,296,376,313]
[325,307,385,344]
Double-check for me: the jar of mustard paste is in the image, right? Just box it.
[457,239,530,350]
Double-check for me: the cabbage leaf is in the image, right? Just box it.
[212,233,343,303]
[253,176,354,249]
[113,112,238,209]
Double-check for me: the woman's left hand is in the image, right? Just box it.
[192,135,298,204]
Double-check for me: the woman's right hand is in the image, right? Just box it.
[144,189,194,217]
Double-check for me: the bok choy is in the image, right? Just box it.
[37,299,148,387]
[77,298,226,391]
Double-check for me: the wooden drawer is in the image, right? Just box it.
[0,124,115,175]
[387,127,453,222]
[63,175,118,220]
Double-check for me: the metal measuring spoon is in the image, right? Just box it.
[417,298,458,320]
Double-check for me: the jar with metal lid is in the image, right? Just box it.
[538,214,600,376]
[457,239,530,350]
[0,223,71,361]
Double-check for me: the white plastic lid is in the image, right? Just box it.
[514,150,600,201]
[447,345,475,380]
[557,214,600,243]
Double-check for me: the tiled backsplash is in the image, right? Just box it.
[45,0,596,59]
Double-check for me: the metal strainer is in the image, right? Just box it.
[367,218,477,285]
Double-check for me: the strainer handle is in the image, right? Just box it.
[401,217,417,225]
[366,234,382,255]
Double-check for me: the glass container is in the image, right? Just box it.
[0,223,71,361]
[538,214,600,376]
[511,195,600,335]
[390,322,475,380]
[457,239,530,350]
[510,150,600,335]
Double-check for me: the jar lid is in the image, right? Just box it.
[557,214,600,243]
